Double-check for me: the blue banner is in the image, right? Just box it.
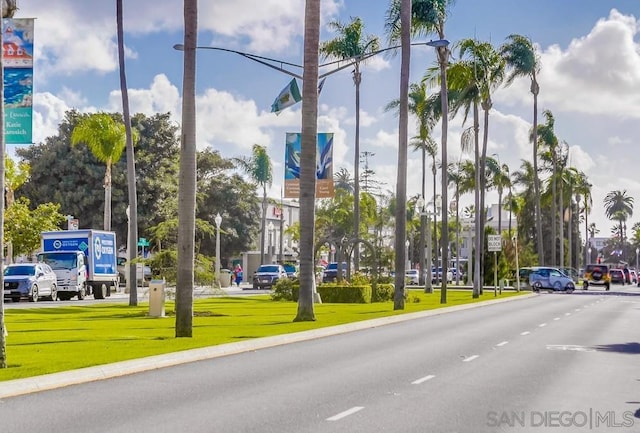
[3,18,34,144]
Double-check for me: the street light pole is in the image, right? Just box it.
[215,213,222,288]
[635,247,638,271]
[267,221,275,263]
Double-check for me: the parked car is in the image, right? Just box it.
[3,263,58,302]
[117,256,152,287]
[583,264,610,290]
[629,269,638,285]
[528,267,575,293]
[322,262,347,283]
[609,268,626,285]
[432,267,453,283]
[282,263,298,279]
[252,264,288,290]
[405,269,419,284]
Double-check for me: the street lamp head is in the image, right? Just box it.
[425,39,450,48]
[405,240,410,247]
[173,43,185,51]
[214,213,222,227]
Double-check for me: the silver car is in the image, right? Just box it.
[3,263,58,302]
[529,267,575,293]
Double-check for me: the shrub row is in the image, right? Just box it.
[271,279,398,303]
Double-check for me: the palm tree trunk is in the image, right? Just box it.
[473,101,481,298]
[393,0,411,310]
[353,64,361,272]
[559,171,564,267]
[117,0,139,305]
[438,37,449,305]
[104,164,112,231]
[261,188,267,264]
[551,157,557,266]
[175,0,197,338]
[479,105,490,292]
[532,79,544,264]
[419,146,426,286]
[294,0,320,321]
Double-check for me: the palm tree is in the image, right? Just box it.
[500,34,543,264]
[333,167,354,192]
[604,190,634,252]
[320,18,379,273]
[573,170,592,266]
[385,0,453,305]
[71,113,127,231]
[175,0,198,338]
[486,156,511,234]
[236,144,273,265]
[0,0,18,368]
[294,0,321,321]
[116,0,140,306]
[512,160,537,247]
[535,109,559,265]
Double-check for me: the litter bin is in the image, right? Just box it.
[220,269,232,288]
[149,279,166,317]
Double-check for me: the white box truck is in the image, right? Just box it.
[37,230,118,300]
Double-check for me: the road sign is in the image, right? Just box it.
[487,235,502,252]
[138,238,150,247]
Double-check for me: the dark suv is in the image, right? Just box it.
[322,262,347,283]
[252,264,288,290]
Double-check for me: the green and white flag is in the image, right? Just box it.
[271,78,301,115]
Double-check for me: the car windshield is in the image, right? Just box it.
[283,264,296,273]
[4,265,36,276]
[38,252,77,270]
[258,266,280,273]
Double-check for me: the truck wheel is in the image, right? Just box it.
[77,285,86,300]
[94,283,107,300]
[29,285,39,302]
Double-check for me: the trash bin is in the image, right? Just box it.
[148,279,166,317]
[220,269,232,288]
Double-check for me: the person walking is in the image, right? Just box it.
[234,264,243,286]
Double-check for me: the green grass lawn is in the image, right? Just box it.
[0,290,526,381]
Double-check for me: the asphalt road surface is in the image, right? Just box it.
[1,287,639,432]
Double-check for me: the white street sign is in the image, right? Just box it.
[488,235,502,252]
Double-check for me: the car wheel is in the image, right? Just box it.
[532,282,542,292]
[50,285,58,301]
[29,285,39,302]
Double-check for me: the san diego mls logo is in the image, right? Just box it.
[94,237,102,260]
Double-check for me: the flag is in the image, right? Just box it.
[317,77,326,95]
[271,78,301,115]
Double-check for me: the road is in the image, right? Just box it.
[0,287,639,432]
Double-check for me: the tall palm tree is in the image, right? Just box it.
[1,0,19,368]
[116,0,140,306]
[500,34,543,264]
[604,190,634,252]
[333,167,354,193]
[175,0,198,338]
[320,18,379,273]
[573,170,592,265]
[534,109,558,265]
[512,160,537,247]
[294,0,321,321]
[236,144,273,265]
[486,156,511,234]
[71,113,127,231]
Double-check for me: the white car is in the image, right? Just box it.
[405,269,419,284]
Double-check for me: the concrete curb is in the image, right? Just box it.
[0,292,536,399]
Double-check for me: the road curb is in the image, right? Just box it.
[0,292,536,399]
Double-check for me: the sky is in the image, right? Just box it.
[10,0,640,239]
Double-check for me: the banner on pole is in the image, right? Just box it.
[284,132,334,199]
[3,18,34,144]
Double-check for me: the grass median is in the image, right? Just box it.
[0,289,527,381]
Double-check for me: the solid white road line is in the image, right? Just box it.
[412,374,436,385]
[463,355,479,362]
[496,341,509,347]
[327,406,365,421]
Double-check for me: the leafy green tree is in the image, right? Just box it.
[320,17,380,272]
[501,34,543,264]
[235,144,273,266]
[71,112,129,231]
[4,155,29,263]
[5,198,66,257]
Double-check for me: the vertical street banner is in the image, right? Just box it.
[284,132,335,199]
[3,18,34,144]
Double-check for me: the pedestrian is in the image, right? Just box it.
[235,264,243,286]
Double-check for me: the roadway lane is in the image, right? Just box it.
[1,288,638,432]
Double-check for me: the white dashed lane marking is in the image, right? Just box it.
[327,406,364,421]
[412,374,435,385]
[463,355,479,362]
[496,341,509,347]
[521,331,531,336]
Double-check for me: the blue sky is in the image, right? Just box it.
[14,0,640,237]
